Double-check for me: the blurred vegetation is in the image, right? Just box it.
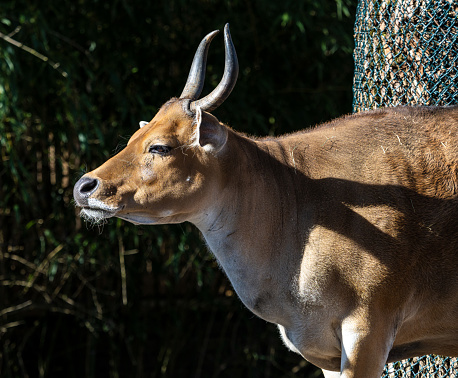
[0,0,357,376]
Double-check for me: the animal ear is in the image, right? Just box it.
[194,106,228,153]
[139,121,148,128]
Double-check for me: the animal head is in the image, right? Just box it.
[73,24,238,225]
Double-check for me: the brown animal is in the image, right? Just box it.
[73,25,458,377]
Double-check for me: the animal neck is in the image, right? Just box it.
[193,133,307,325]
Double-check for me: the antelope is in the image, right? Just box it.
[73,24,458,377]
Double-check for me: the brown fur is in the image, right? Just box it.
[74,100,458,377]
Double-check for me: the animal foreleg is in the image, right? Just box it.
[338,315,395,378]
[322,369,341,378]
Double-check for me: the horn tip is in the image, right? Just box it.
[223,23,233,40]
[206,29,220,41]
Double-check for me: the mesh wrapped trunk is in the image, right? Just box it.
[353,0,458,112]
[352,0,457,376]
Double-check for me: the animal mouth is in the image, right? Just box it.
[79,199,123,223]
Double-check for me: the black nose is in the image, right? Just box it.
[73,176,99,206]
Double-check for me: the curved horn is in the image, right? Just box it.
[189,24,239,113]
[180,30,219,100]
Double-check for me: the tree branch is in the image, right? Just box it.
[0,30,68,77]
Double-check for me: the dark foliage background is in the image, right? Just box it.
[0,0,356,376]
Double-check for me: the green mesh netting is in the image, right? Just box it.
[353,0,458,112]
[383,356,458,377]
[352,0,457,376]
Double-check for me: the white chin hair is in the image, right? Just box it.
[81,208,115,224]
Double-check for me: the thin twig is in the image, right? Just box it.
[23,244,64,294]
[0,31,68,77]
[3,252,37,271]
[52,251,82,299]
[118,236,128,306]
[2,280,52,303]
[7,26,21,38]
[0,300,33,317]
[0,320,26,333]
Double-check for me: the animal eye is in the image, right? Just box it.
[148,145,172,155]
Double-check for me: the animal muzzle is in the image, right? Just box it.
[73,176,100,207]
